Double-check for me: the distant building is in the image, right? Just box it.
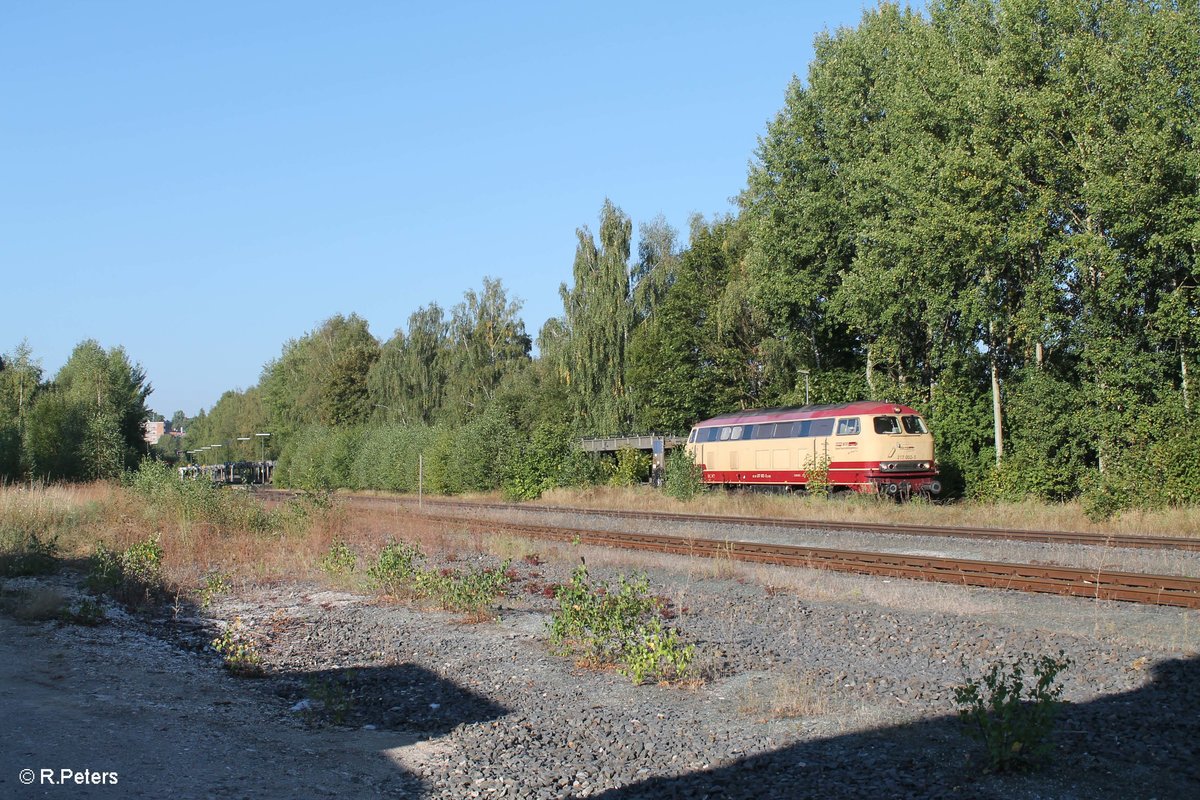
[144,420,167,445]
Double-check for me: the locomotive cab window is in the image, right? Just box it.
[901,415,927,434]
[688,429,697,443]
[836,418,860,436]
[873,416,901,435]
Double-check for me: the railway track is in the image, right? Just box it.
[369,495,1200,552]
[259,490,1200,608]
[407,509,1200,609]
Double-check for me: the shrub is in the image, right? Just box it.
[0,530,59,576]
[549,564,694,685]
[319,539,358,576]
[953,651,1072,772]
[802,442,831,497]
[663,447,703,501]
[199,571,232,609]
[368,540,425,597]
[211,616,264,676]
[86,536,166,609]
[609,448,651,487]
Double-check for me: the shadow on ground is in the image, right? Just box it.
[591,655,1200,799]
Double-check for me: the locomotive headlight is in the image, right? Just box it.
[880,462,895,471]
[919,462,930,470]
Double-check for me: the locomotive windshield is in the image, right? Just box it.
[873,416,901,434]
[901,415,927,434]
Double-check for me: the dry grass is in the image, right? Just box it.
[535,486,1200,538]
[737,671,832,720]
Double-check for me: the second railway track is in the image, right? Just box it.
[312,493,1200,609]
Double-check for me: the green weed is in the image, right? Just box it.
[211,616,264,676]
[549,564,694,685]
[954,651,1073,772]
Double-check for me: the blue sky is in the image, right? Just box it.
[2,1,871,417]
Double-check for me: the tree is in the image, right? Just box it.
[551,200,636,434]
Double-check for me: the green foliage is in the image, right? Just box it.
[319,539,357,576]
[548,200,637,434]
[367,540,425,597]
[0,530,59,576]
[60,597,106,626]
[954,652,1073,773]
[199,571,232,609]
[608,447,651,487]
[302,674,354,725]
[128,460,276,533]
[549,564,694,685]
[415,561,512,616]
[211,617,264,676]
[366,539,510,618]
[504,421,601,500]
[802,441,832,497]
[86,536,165,609]
[663,446,704,501]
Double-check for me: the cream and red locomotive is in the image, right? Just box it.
[685,402,941,497]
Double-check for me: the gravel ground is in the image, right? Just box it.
[4,528,1199,799]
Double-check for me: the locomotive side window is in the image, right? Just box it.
[809,418,834,437]
[873,416,901,434]
[751,424,776,440]
[901,415,927,434]
[719,427,732,441]
[731,426,744,440]
[836,418,860,435]
[688,429,697,443]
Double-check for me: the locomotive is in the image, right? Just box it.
[685,402,941,497]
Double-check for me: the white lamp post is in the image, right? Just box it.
[255,433,271,484]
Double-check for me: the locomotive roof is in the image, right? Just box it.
[692,402,920,427]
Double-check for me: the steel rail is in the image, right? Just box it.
[403,510,1200,609]
[363,494,1199,552]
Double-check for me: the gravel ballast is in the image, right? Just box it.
[4,531,1199,799]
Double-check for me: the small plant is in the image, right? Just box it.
[86,537,166,609]
[803,443,832,497]
[549,564,694,684]
[953,651,1073,773]
[61,597,106,626]
[199,571,232,609]
[368,539,424,597]
[663,447,704,501]
[620,617,695,685]
[0,530,59,576]
[319,539,357,576]
[211,616,264,676]
[419,561,513,618]
[303,674,355,725]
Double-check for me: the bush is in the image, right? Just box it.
[86,536,166,609]
[0,530,59,576]
[367,539,511,619]
[549,564,693,685]
[953,651,1072,772]
[368,540,424,596]
[609,448,651,487]
[319,539,358,575]
[663,446,704,501]
[211,616,264,676]
[128,460,276,533]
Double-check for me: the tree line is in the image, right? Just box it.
[0,340,152,481]
[7,1,1197,515]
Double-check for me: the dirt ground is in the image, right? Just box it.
[0,589,442,799]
